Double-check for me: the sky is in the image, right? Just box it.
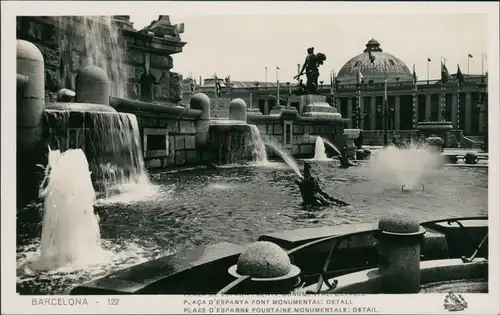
[128,13,489,84]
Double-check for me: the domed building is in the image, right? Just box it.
[337,39,413,84]
[185,38,488,145]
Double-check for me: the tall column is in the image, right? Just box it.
[264,100,270,115]
[414,94,419,128]
[370,96,376,130]
[359,96,364,130]
[425,94,431,121]
[451,93,458,128]
[395,96,401,130]
[465,92,472,135]
[478,103,485,134]
[347,98,353,129]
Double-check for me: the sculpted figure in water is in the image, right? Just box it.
[337,150,358,169]
[295,163,349,207]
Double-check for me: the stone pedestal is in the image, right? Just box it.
[300,94,342,120]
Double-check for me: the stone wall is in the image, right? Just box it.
[136,115,199,168]
[248,111,346,159]
[16,16,186,104]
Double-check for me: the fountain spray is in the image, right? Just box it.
[37,148,105,269]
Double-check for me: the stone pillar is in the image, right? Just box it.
[190,93,211,148]
[75,66,111,105]
[414,94,419,127]
[376,213,426,293]
[17,40,46,206]
[229,98,247,122]
[395,96,401,130]
[425,94,431,121]
[347,98,353,129]
[359,96,364,129]
[264,100,270,116]
[451,93,458,128]
[370,96,376,130]
[478,103,485,134]
[465,92,472,135]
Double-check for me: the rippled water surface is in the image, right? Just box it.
[16,161,488,294]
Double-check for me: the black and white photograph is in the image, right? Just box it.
[2,1,499,314]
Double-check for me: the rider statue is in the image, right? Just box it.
[294,47,327,94]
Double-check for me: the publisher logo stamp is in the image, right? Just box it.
[443,293,468,312]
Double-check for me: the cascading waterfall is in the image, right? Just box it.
[248,124,268,164]
[44,110,151,198]
[56,16,128,98]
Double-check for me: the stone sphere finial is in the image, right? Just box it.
[378,212,422,235]
[236,241,291,278]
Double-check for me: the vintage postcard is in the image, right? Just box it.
[2,1,499,314]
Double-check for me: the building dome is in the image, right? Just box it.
[337,39,413,84]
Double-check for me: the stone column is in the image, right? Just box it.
[370,96,376,130]
[264,100,270,115]
[347,98,353,129]
[414,94,419,127]
[478,103,485,134]
[425,94,431,121]
[465,92,472,135]
[395,96,401,130]
[451,93,458,128]
[359,96,364,129]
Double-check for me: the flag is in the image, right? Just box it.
[441,62,449,85]
[468,54,473,58]
[215,75,222,97]
[456,64,464,90]
[277,66,280,70]
[427,57,431,62]
[356,70,364,86]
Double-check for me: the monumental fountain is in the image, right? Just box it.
[15,16,488,295]
[16,15,349,206]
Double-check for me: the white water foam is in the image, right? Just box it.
[313,136,329,161]
[248,124,268,164]
[17,148,164,293]
[35,148,105,270]
[366,142,444,190]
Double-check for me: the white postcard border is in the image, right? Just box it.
[2,1,499,314]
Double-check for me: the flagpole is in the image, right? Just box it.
[213,73,219,118]
[440,61,447,121]
[265,66,268,90]
[427,58,430,83]
[457,90,460,130]
[467,56,470,77]
[412,65,417,130]
[276,66,280,106]
[481,53,484,75]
